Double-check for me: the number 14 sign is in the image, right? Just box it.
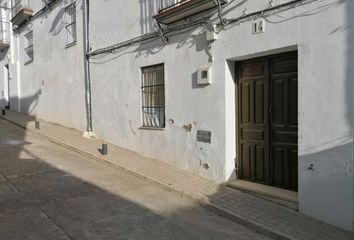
[252,18,266,34]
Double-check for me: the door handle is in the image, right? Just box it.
[268,105,272,113]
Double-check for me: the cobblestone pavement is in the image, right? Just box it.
[0,118,271,240]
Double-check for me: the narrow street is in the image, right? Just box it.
[0,118,271,240]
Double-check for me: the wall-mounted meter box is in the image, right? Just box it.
[206,30,218,43]
[197,67,212,85]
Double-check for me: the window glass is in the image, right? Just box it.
[141,64,165,128]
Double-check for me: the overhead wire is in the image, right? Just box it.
[88,0,327,57]
[22,0,327,57]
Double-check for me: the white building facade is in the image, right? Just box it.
[0,0,353,232]
[0,0,87,130]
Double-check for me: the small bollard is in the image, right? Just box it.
[1,109,5,116]
[102,143,108,156]
[35,120,40,130]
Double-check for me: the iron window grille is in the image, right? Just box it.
[159,0,188,12]
[24,30,33,64]
[141,64,165,128]
[65,3,76,46]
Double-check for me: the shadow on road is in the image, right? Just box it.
[0,115,267,239]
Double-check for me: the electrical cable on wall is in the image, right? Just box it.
[17,0,325,57]
[214,0,227,26]
[88,0,325,57]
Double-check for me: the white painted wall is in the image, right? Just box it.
[217,0,354,231]
[89,0,354,231]
[0,1,20,112]
[0,0,87,130]
[90,1,227,183]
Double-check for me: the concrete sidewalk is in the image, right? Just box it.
[1,110,353,240]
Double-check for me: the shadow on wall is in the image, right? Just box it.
[48,6,66,36]
[134,25,212,60]
[89,23,211,62]
[91,0,228,61]
[297,0,354,231]
[345,0,354,145]
[299,141,353,230]
[0,48,9,62]
[0,91,41,115]
[43,0,73,36]
[346,0,354,229]
[136,0,215,58]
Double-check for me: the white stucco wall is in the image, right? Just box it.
[0,0,87,131]
[223,0,353,231]
[89,0,354,231]
[90,0,228,183]
[0,2,18,111]
[218,0,354,231]
[0,51,11,109]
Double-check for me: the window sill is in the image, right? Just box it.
[24,60,34,65]
[139,126,165,131]
[65,41,77,49]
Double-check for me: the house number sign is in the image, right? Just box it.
[252,18,265,34]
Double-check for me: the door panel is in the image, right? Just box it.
[238,59,269,185]
[255,146,265,181]
[255,82,265,124]
[237,52,298,191]
[270,52,298,191]
[273,148,285,186]
[241,82,250,124]
[241,144,252,179]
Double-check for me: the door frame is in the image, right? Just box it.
[235,51,298,190]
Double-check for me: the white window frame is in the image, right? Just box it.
[141,64,166,129]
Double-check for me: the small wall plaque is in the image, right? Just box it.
[197,130,211,143]
[252,18,265,34]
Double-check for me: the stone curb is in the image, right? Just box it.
[1,115,294,240]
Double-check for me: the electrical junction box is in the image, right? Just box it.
[206,30,218,43]
[197,67,212,85]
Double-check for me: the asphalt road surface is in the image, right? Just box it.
[0,118,271,240]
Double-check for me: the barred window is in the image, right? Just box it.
[65,3,76,46]
[141,64,165,128]
[24,31,33,64]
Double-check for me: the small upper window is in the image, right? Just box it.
[141,64,165,128]
[24,31,33,64]
[65,3,76,46]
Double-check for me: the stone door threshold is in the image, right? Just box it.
[227,180,298,204]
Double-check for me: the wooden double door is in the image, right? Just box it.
[237,52,298,191]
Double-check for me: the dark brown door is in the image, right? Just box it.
[237,52,298,191]
[237,58,270,185]
[269,52,298,191]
